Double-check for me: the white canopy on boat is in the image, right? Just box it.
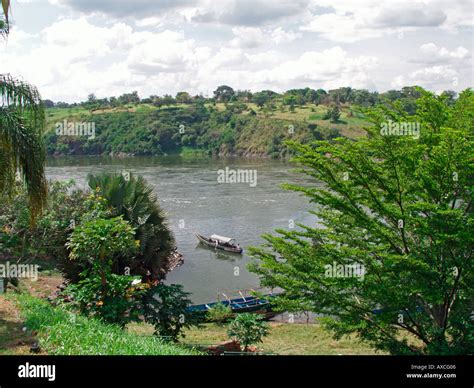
[210,234,235,244]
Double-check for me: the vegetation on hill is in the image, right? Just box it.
[43,85,448,158]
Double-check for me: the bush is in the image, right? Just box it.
[142,283,199,342]
[65,270,147,327]
[323,105,341,122]
[65,215,140,325]
[206,302,233,324]
[227,313,269,351]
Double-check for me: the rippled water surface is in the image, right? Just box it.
[46,156,317,303]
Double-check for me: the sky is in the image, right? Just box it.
[0,0,472,102]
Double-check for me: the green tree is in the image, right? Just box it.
[88,172,175,281]
[323,105,341,122]
[66,216,138,297]
[175,91,192,104]
[142,283,199,342]
[213,85,235,103]
[249,88,473,355]
[0,2,47,223]
[283,95,297,112]
[227,313,269,351]
[253,92,270,109]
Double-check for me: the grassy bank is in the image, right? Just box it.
[129,321,385,355]
[3,294,200,355]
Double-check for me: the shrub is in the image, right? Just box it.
[227,313,269,351]
[206,302,233,324]
[65,270,148,327]
[142,283,199,342]
[65,215,140,325]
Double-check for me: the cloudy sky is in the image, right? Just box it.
[1,0,472,102]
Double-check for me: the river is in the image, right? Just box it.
[45,155,317,303]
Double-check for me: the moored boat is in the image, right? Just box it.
[196,233,243,254]
[188,294,274,315]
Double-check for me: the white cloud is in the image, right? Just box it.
[301,0,468,43]
[248,47,378,90]
[1,1,472,101]
[392,65,459,89]
[410,43,470,64]
[229,26,302,48]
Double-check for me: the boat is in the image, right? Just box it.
[188,293,274,315]
[196,233,243,254]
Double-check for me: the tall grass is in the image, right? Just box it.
[16,294,200,355]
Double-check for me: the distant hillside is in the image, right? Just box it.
[44,101,369,158]
[44,85,437,158]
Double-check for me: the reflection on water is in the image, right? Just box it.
[46,155,318,303]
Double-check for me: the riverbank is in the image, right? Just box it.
[0,275,384,355]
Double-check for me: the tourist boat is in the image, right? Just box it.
[196,233,243,254]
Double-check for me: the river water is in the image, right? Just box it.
[46,156,317,303]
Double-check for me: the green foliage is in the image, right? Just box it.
[206,302,233,324]
[0,180,88,265]
[0,74,47,223]
[249,88,474,355]
[323,105,341,122]
[65,269,147,327]
[213,85,235,102]
[17,294,200,355]
[227,313,269,351]
[66,216,137,265]
[88,172,175,281]
[65,216,139,325]
[142,283,199,342]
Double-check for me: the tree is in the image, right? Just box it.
[67,216,138,298]
[252,92,269,109]
[0,2,47,223]
[249,88,474,355]
[283,95,297,112]
[213,85,235,103]
[227,313,269,351]
[175,91,192,104]
[142,283,199,342]
[440,90,457,106]
[323,105,341,122]
[88,173,175,281]
[66,215,142,325]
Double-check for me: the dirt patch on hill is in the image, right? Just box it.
[0,295,40,355]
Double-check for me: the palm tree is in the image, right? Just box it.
[88,172,176,281]
[0,1,9,36]
[0,0,47,222]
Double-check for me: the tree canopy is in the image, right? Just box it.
[249,88,474,355]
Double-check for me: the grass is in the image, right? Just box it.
[7,294,201,355]
[129,321,385,355]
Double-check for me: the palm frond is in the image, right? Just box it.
[1,0,10,37]
[0,75,47,222]
[88,172,175,280]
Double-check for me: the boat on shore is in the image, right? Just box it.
[188,289,276,316]
[196,233,243,254]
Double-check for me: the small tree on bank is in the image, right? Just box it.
[249,88,473,355]
[227,313,269,352]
